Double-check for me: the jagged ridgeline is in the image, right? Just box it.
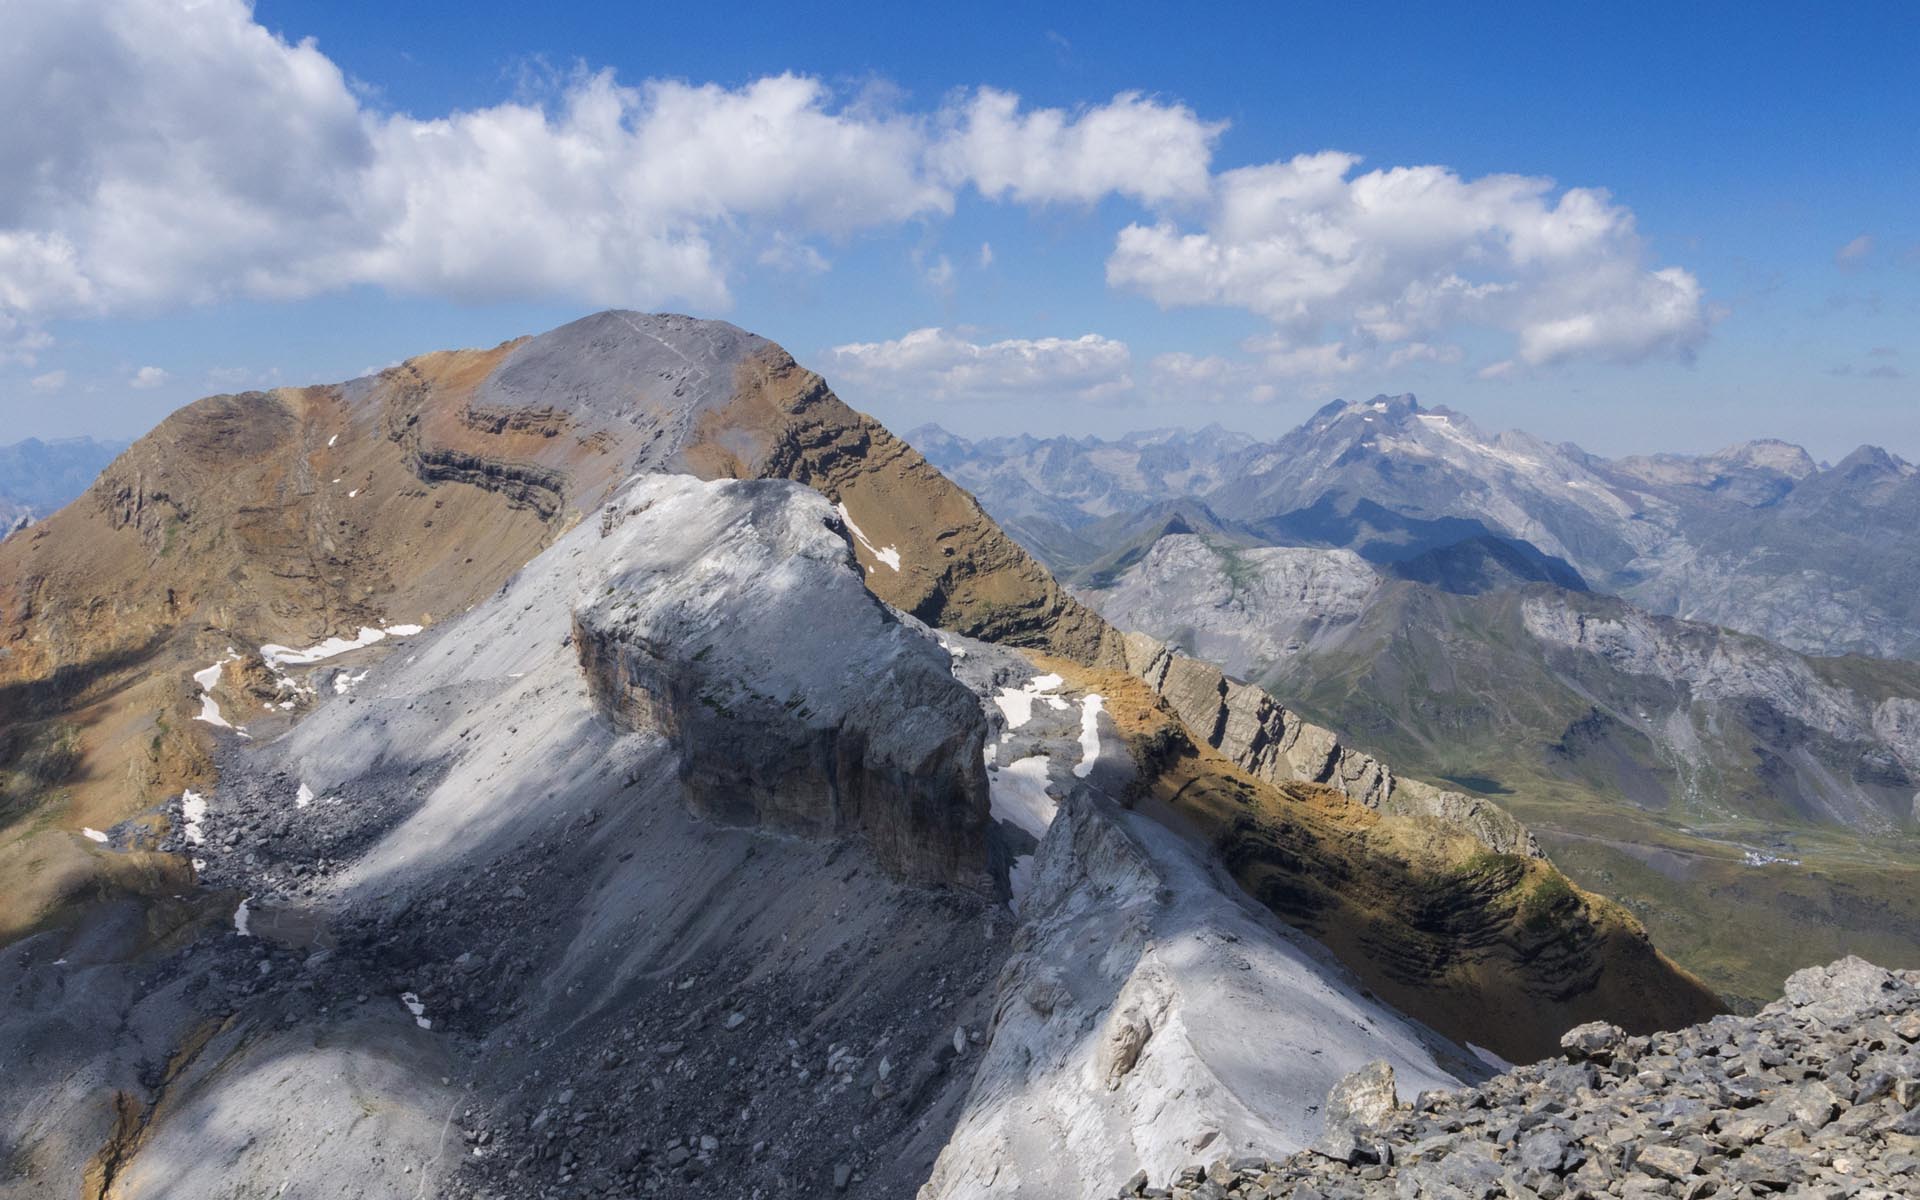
[0,312,1725,1198]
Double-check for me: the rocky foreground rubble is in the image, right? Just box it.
[1112,957,1920,1200]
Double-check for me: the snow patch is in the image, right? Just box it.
[347,488,359,498]
[195,692,233,729]
[81,827,109,843]
[233,896,252,937]
[992,673,1068,730]
[1071,694,1107,779]
[399,992,432,1030]
[326,434,338,447]
[1743,850,1801,868]
[192,649,242,730]
[990,756,1057,841]
[180,790,208,847]
[260,623,424,669]
[834,501,901,572]
[295,782,314,809]
[332,669,369,694]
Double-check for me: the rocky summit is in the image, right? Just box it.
[1111,957,1920,1200]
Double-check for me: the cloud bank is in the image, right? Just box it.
[0,0,1709,383]
[1107,152,1708,376]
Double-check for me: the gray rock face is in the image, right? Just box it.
[1121,630,1542,858]
[1783,955,1909,1024]
[571,477,993,889]
[1558,1020,1626,1062]
[1113,957,1920,1200]
[1323,1060,1398,1133]
[920,660,1473,1200]
[1088,535,1377,670]
[478,310,767,455]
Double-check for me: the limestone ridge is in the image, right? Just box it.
[1108,956,1920,1199]
[572,477,995,890]
[1122,631,1542,858]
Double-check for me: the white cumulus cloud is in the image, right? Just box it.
[0,0,953,329]
[827,327,1134,404]
[29,368,66,392]
[130,365,169,388]
[933,88,1224,207]
[1107,151,1709,371]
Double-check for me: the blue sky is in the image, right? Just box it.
[3,0,1915,460]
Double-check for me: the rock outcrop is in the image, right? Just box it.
[1112,956,1920,1200]
[1122,631,1540,859]
[0,475,1495,1200]
[571,476,994,889]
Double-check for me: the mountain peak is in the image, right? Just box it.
[1705,438,1817,480]
[1831,443,1911,475]
[1310,393,1423,425]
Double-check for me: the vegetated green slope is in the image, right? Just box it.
[1252,581,1920,1011]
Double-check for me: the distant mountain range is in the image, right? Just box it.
[0,435,129,535]
[913,396,1920,660]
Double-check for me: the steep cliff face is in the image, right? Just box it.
[1121,632,1540,858]
[570,477,994,890]
[706,350,1121,664]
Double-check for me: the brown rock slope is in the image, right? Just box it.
[0,311,1110,938]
